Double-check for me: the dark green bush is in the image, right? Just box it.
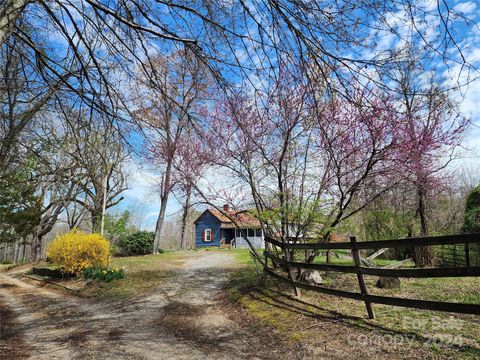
[32,264,75,278]
[83,266,125,282]
[117,231,160,255]
[462,185,480,266]
[463,184,480,233]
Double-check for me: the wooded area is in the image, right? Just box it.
[1,0,480,269]
[1,3,480,359]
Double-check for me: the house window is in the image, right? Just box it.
[248,229,255,237]
[256,229,263,237]
[205,229,212,242]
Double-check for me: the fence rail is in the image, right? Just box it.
[265,232,480,250]
[264,251,480,278]
[263,233,480,319]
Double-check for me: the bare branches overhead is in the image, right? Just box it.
[0,0,477,123]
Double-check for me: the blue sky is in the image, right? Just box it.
[115,0,480,230]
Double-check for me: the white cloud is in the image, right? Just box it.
[119,159,182,230]
[453,2,478,15]
[123,159,159,202]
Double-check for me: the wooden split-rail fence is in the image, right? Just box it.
[263,233,480,319]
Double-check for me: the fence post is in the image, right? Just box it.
[465,243,470,267]
[350,236,375,319]
[286,248,300,297]
[453,245,457,267]
[262,250,268,282]
[265,237,300,296]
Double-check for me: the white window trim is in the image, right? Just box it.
[205,229,212,242]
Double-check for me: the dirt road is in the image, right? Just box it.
[0,252,302,360]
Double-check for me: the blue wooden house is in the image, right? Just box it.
[194,205,264,248]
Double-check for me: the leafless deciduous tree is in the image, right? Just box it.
[0,0,477,264]
[0,0,476,128]
[131,50,212,253]
[385,46,469,266]
[64,117,129,233]
[0,32,70,175]
[194,68,401,267]
[173,129,212,249]
[25,117,87,260]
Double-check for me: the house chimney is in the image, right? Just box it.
[223,204,230,211]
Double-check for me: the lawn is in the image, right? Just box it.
[310,250,412,267]
[77,252,188,298]
[78,249,253,299]
[227,251,480,359]
[17,248,479,358]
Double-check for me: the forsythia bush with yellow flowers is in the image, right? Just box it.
[46,229,110,274]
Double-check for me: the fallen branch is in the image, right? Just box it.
[366,248,388,261]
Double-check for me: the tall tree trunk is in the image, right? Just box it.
[32,188,76,260]
[0,0,29,46]
[180,185,192,250]
[100,174,108,236]
[31,233,43,261]
[31,207,52,261]
[414,184,435,267]
[418,185,428,236]
[91,206,102,233]
[21,240,26,263]
[153,196,169,253]
[32,214,54,261]
[153,159,173,254]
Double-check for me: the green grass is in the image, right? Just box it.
[304,251,413,267]
[78,249,254,299]
[226,252,480,359]
[244,244,477,269]
[0,260,28,272]
[0,263,19,272]
[78,251,188,299]
[313,254,354,265]
[110,252,186,268]
[229,248,256,264]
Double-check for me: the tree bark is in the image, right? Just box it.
[31,207,57,261]
[413,184,436,267]
[100,174,108,235]
[153,159,173,254]
[180,185,192,250]
[0,0,29,46]
[153,196,169,254]
[91,206,102,233]
[31,233,43,262]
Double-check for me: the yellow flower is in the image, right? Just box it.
[46,229,110,274]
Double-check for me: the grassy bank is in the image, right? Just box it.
[226,251,480,359]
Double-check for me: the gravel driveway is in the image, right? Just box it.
[0,252,303,360]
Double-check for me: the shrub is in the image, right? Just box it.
[83,265,125,282]
[117,231,158,255]
[463,184,480,233]
[462,185,480,266]
[46,229,110,274]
